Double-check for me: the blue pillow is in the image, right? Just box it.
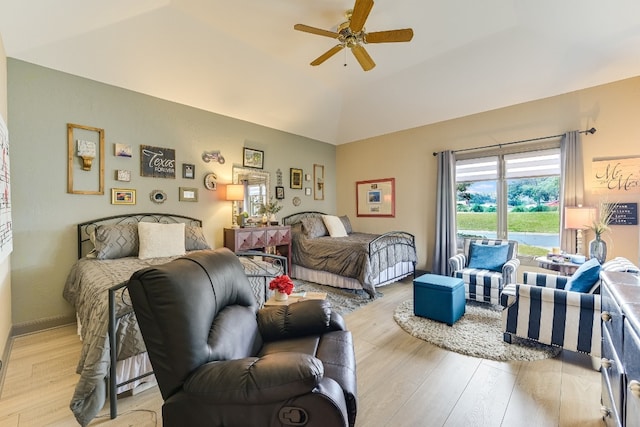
[566,258,601,293]
[468,243,510,272]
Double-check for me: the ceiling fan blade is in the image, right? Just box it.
[349,0,374,33]
[310,44,345,66]
[351,44,375,71]
[294,24,339,39]
[365,28,414,43]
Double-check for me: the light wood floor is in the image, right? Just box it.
[0,278,604,426]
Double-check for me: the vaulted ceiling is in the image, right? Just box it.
[2,0,640,144]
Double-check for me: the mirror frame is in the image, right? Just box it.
[232,166,270,218]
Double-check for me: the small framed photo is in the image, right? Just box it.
[305,187,312,196]
[305,173,311,181]
[182,163,195,179]
[179,187,198,202]
[275,186,285,200]
[115,170,131,182]
[243,147,264,169]
[114,143,132,157]
[150,190,167,204]
[111,188,136,205]
[290,168,303,189]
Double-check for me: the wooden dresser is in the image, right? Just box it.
[601,271,640,427]
[224,225,292,271]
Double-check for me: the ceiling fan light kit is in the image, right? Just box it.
[294,0,414,71]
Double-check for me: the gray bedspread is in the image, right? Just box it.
[62,252,284,426]
[292,231,417,297]
[63,255,183,426]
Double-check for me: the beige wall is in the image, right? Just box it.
[8,60,336,328]
[337,76,640,271]
[0,34,11,365]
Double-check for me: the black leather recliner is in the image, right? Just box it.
[128,248,357,427]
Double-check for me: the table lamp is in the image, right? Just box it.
[225,184,245,228]
[565,205,595,256]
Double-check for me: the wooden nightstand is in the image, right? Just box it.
[224,225,292,269]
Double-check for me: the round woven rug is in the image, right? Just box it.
[393,299,561,362]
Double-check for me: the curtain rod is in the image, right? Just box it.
[432,127,596,156]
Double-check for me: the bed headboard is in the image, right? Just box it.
[77,213,202,259]
[281,211,326,226]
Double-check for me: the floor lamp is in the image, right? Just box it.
[226,184,245,228]
[565,206,595,256]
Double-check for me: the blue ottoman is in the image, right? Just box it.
[413,274,465,326]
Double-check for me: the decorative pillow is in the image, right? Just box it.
[339,215,352,234]
[322,215,348,238]
[185,225,211,251]
[566,258,602,293]
[467,243,509,272]
[138,222,186,259]
[94,224,139,259]
[301,217,328,239]
[602,257,640,274]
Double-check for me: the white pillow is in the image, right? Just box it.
[322,215,348,238]
[138,222,186,259]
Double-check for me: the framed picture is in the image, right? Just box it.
[179,187,198,202]
[356,178,395,217]
[243,147,264,169]
[111,188,136,205]
[305,187,311,196]
[114,143,132,157]
[150,190,167,204]
[115,169,131,182]
[290,168,303,189]
[313,164,324,200]
[182,163,195,179]
[275,186,285,200]
[67,123,105,195]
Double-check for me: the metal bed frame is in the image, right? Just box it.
[76,213,287,420]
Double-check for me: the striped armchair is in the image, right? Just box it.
[501,257,639,357]
[449,238,520,305]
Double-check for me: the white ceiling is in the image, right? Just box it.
[2,0,640,145]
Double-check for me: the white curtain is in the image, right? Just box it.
[560,131,585,254]
[432,151,457,275]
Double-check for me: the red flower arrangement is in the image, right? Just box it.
[269,275,295,295]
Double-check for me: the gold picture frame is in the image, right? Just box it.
[313,164,324,200]
[111,188,136,205]
[67,123,105,195]
[290,168,303,189]
[356,178,395,217]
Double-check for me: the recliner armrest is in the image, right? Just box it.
[258,299,345,342]
[184,352,323,404]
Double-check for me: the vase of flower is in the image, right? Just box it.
[275,291,288,301]
[589,234,607,264]
[269,274,295,302]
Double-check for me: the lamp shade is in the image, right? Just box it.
[565,206,595,230]
[225,184,245,201]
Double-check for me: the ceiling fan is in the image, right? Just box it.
[294,0,414,71]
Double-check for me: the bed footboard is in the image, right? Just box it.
[106,252,288,419]
[368,231,417,284]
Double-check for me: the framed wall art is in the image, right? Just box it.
[114,143,132,157]
[356,178,395,217]
[111,188,136,205]
[275,186,285,199]
[290,168,303,189]
[67,123,105,195]
[243,147,264,169]
[182,163,195,179]
[313,164,324,200]
[179,187,198,202]
[115,170,131,182]
[140,145,176,178]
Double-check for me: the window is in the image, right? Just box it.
[456,148,561,256]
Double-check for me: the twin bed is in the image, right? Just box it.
[63,211,416,425]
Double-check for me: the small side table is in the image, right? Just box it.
[264,291,327,307]
[535,256,581,276]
